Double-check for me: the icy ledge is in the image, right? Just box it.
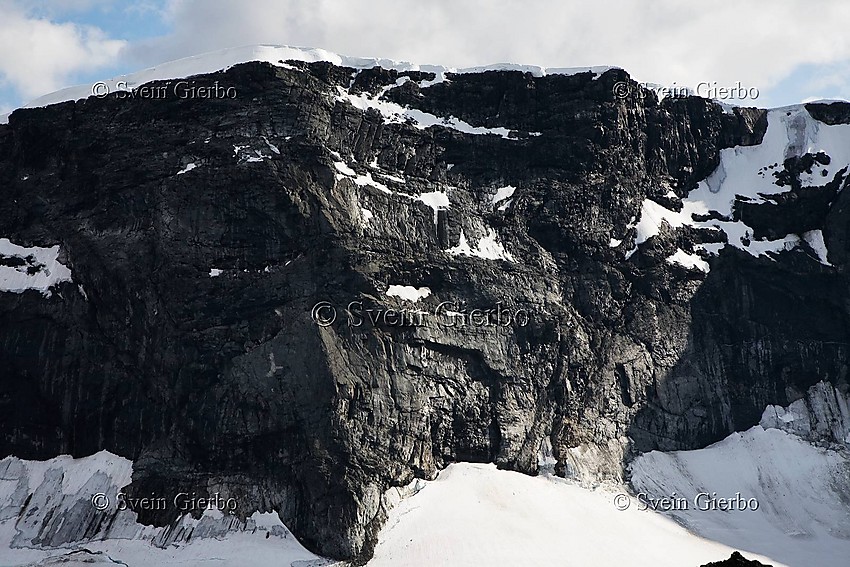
[1,44,615,123]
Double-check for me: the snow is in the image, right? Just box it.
[209,268,222,277]
[417,191,450,225]
[374,169,406,184]
[233,144,271,163]
[666,248,710,272]
[261,136,280,155]
[633,198,692,246]
[360,207,373,225]
[628,105,850,264]
[695,242,726,256]
[630,426,850,567]
[0,452,330,567]
[350,171,392,195]
[176,162,196,175]
[368,462,779,567]
[447,229,515,261]
[802,229,832,265]
[334,161,392,194]
[2,44,616,122]
[0,238,73,297]
[491,185,516,207]
[386,285,431,302]
[476,229,516,261]
[0,40,615,124]
[335,159,453,227]
[333,161,357,177]
[336,86,515,138]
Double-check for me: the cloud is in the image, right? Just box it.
[0,0,125,101]
[126,0,850,100]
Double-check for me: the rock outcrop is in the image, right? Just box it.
[701,551,772,567]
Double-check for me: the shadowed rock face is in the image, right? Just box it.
[0,60,847,560]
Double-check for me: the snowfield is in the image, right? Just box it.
[368,462,782,567]
[631,426,850,567]
[3,417,849,566]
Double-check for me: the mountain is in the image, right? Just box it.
[0,45,849,565]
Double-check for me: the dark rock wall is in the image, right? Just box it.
[0,61,846,560]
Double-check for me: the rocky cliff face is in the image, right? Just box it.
[1,58,848,560]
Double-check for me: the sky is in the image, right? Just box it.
[2,0,850,115]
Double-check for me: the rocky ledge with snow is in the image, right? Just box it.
[1,45,849,564]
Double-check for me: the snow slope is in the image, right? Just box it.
[1,44,614,123]
[630,426,850,567]
[371,388,850,567]
[2,412,847,567]
[0,452,330,567]
[367,462,781,567]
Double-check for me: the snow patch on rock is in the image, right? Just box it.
[386,285,431,302]
[666,248,710,272]
[176,163,197,175]
[491,185,516,207]
[628,105,850,263]
[418,191,450,226]
[0,238,73,297]
[447,229,514,261]
[336,86,515,139]
[802,229,832,265]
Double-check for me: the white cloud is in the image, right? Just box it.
[0,0,125,101]
[125,0,850,101]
